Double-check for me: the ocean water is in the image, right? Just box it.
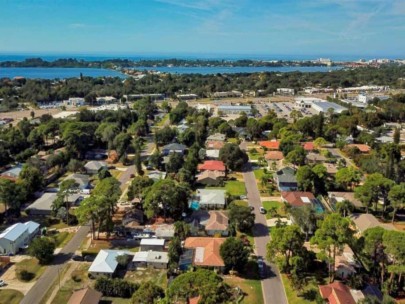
[0,67,126,79]
[135,65,341,75]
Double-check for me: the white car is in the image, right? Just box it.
[0,280,6,287]
[259,207,266,214]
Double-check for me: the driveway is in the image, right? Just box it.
[118,165,135,191]
[20,225,90,304]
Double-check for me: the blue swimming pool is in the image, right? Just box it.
[313,199,325,214]
[190,201,200,211]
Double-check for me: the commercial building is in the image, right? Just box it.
[217,105,252,115]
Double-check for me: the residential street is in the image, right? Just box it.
[240,141,288,304]
[21,225,90,304]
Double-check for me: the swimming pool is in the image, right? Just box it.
[190,201,200,211]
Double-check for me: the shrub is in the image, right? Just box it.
[17,270,35,281]
[95,277,139,298]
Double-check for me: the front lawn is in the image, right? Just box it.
[225,181,246,196]
[262,201,286,218]
[15,258,46,282]
[224,276,263,304]
[0,289,24,304]
[52,231,74,248]
[51,264,90,304]
[233,200,248,207]
[281,274,321,304]
[253,169,265,180]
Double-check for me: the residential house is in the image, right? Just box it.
[191,189,226,209]
[26,192,82,216]
[259,140,280,150]
[140,239,165,251]
[26,193,57,216]
[205,149,220,159]
[197,160,226,173]
[155,224,175,240]
[335,245,361,280]
[0,164,23,181]
[132,251,169,269]
[63,173,91,193]
[302,142,315,151]
[281,191,317,208]
[88,250,132,278]
[0,221,40,255]
[161,143,187,156]
[205,140,225,150]
[350,213,396,235]
[184,237,226,270]
[319,282,360,304]
[265,151,284,170]
[347,144,371,153]
[122,209,144,230]
[67,287,102,304]
[147,171,167,181]
[324,163,338,175]
[328,192,363,209]
[84,161,108,175]
[196,171,225,186]
[306,152,327,164]
[203,211,229,236]
[206,133,226,142]
[273,167,298,191]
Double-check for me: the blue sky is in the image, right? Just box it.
[0,0,404,58]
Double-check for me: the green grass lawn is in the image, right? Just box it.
[233,200,248,207]
[281,274,320,304]
[52,231,74,248]
[125,268,168,289]
[101,297,131,304]
[15,258,46,282]
[227,137,239,144]
[210,180,246,197]
[254,169,265,180]
[225,181,246,196]
[49,221,69,229]
[0,289,24,304]
[262,201,286,218]
[51,264,90,304]
[156,113,169,127]
[224,276,263,304]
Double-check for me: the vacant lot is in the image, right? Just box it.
[15,258,46,282]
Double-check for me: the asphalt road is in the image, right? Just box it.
[240,141,287,304]
[21,225,90,304]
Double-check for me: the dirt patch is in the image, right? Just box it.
[0,109,60,124]
[0,264,35,295]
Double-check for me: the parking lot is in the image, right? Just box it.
[256,101,318,121]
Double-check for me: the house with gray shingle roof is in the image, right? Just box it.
[88,249,133,278]
[84,161,108,175]
[161,143,187,156]
[273,167,298,191]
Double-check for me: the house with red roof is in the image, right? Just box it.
[197,160,226,172]
[319,281,358,304]
[281,191,317,208]
[184,237,225,270]
[265,151,284,170]
[302,142,315,151]
[259,140,280,150]
[347,144,371,153]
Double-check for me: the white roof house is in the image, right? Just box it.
[132,251,169,264]
[88,250,132,275]
[195,189,226,209]
[0,221,40,254]
[140,239,165,247]
[0,223,29,242]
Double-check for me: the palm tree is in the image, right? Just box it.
[335,200,354,217]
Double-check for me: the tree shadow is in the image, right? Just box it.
[49,252,72,265]
[301,289,318,301]
[252,223,270,237]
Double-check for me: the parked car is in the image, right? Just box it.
[259,207,266,214]
[0,280,6,287]
[71,255,84,261]
[240,195,247,200]
[257,257,264,269]
[83,255,95,262]
[250,206,254,211]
